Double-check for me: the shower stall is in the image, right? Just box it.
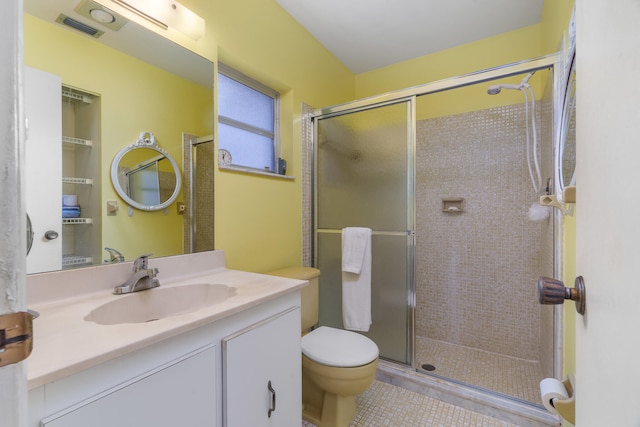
[311,55,561,410]
[183,133,215,253]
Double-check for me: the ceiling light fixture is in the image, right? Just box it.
[75,0,129,32]
[105,0,205,40]
[89,8,116,24]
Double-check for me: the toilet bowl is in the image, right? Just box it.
[268,267,379,427]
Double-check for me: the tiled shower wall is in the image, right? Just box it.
[182,134,215,253]
[415,101,554,363]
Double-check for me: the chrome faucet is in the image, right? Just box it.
[113,254,160,295]
[104,247,125,263]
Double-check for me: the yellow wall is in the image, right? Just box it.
[190,0,356,272]
[23,0,355,273]
[540,0,577,54]
[353,0,575,121]
[24,14,212,260]
[355,24,544,101]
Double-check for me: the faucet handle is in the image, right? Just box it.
[104,247,125,263]
[133,254,153,271]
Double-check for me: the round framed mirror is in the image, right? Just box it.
[111,132,182,211]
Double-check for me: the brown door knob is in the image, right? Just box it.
[537,276,586,315]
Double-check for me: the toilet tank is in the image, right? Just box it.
[267,267,320,333]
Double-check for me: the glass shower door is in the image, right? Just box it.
[314,100,414,364]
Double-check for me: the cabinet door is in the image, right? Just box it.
[25,66,62,273]
[41,345,216,427]
[224,308,302,427]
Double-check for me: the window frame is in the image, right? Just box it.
[217,63,280,174]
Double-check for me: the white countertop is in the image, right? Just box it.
[26,251,306,390]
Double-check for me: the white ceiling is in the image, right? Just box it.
[276,0,544,74]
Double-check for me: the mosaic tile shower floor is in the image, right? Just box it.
[415,336,544,403]
[301,380,519,427]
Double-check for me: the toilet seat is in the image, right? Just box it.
[302,326,379,368]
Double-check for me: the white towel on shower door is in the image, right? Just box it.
[341,227,372,332]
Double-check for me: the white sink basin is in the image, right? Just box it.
[84,283,237,325]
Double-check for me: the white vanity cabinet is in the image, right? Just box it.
[28,325,217,427]
[223,307,302,427]
[40,345,216,427]
[28,290,302,427]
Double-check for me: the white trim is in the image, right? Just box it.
[219,164,294,180]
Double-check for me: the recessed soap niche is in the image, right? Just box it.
[442,198,464,213]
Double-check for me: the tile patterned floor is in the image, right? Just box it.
[415,336,544,404]
[301,380,520,427]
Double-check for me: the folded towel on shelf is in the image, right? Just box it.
[62,206,81,218]
[341,227,372,332]
[62,194,78,207]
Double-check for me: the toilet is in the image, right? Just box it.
[268,267,379,427]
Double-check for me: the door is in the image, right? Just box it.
[223,308,301,427]
[314,100,413,364]
[576,1,640,425]
[25,66,62,273]
[0,0,29,424]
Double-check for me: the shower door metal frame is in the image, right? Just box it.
[311,52,564,378]
[312,96,417,365]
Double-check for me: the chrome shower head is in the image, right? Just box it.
[487,72,535,95]
[487,83,521,95]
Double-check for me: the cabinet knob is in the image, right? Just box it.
[44,230,59,240]
[538,276,586,315]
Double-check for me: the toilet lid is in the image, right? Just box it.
[302,326,379,368]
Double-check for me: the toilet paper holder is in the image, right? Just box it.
[551,375,575,424]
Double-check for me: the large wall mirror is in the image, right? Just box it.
[24,0,214,273]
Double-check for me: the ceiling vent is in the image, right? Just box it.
[55,13,104,38]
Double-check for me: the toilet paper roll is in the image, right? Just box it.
[540,378,569,415]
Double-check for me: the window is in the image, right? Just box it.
[218,64,280,173]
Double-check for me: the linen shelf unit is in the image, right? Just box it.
[61,85,101,269]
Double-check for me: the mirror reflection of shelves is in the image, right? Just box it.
[62,218,94,225]
[61,84,101,269]
[62,135,93,147]
[62,255,94,269]
[62,177,94,185]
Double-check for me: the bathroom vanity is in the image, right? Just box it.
[26,251,304,427]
